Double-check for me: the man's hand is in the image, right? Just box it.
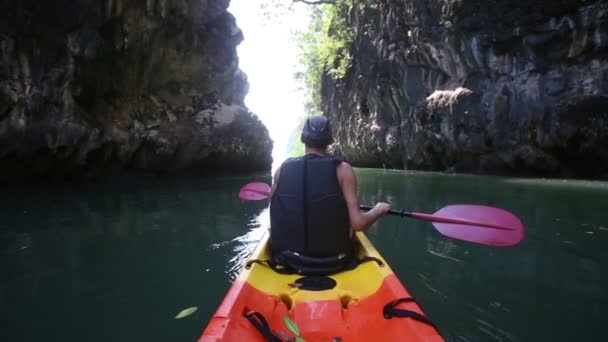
[373,202,392,216]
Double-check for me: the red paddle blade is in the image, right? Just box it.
[430,205,525,247]
[238,182,271,200]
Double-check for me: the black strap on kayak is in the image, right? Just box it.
[245,257,340,276]
[245,255,384,276]
[283,250,348,265]
[245,259,293,273]
[359,255,385,267]
[244,311,283,342]
[383,297,441,334]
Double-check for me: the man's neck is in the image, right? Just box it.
[305,146,327,155]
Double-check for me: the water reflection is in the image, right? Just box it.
[212,208,270,281]
[0,175,271,342]
[355,169,608,341]
[1,171,606,341]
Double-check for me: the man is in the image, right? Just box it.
[269,116,391,274]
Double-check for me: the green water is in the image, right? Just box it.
[1,170,607,341]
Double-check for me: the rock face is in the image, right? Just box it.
[325,0,608,179]
[0,0,272,182]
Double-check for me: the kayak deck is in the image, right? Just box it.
[200,232,443,342]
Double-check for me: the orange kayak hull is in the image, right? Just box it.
[200,232,443,342]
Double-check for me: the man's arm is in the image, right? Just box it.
[337,162,391,231]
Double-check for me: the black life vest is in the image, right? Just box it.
[269,154,351,259]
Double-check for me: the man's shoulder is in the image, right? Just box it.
[283,156,300,163]
[336,160,354,174]
[336,159,352,167]
[279,157,302,168]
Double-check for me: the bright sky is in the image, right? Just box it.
[228,1,311,172]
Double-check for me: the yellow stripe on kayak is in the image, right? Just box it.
[241,231,395,304]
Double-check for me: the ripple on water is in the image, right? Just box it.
[427,249,465,263]
[476,318,520,342]
[220,208,270,280]
[0,232,32,254]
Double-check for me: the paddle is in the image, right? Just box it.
[238,182,272,200]
[238,182,524,247]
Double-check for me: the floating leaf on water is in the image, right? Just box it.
[283,315,300,336]
[175,306,198,319]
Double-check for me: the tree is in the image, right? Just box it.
[295,0,353,115]
[293,0,336,4]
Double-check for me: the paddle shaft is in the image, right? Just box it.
[244,188,271,196]
[359,205,513,231]
[360,205,413,217]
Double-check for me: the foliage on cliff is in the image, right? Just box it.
[318,0,608,179]
[295,0,354,115]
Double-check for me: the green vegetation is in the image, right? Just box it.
[285,117,307,157]
[287,135,306,158]
[296,0,354,115]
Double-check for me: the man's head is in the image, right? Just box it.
[301,116,333,149]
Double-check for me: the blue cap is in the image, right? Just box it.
[300,116,333,148]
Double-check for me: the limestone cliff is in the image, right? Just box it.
[0,0,272,181]
[325,0,608,179]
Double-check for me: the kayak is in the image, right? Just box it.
[199,231,443,342]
